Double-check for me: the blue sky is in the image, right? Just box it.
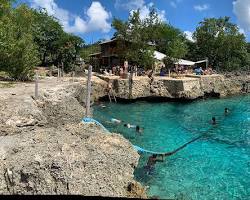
[16,0,250,43]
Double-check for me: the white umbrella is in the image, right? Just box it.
[174,59,195,66]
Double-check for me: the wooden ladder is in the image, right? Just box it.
[108,88,117,103]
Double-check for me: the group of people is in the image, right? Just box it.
[108,118,143,134]
[101,65,144,79]
[101,103,231,176]
[144,106,231,176]
[210,107,230,125]
[194,66,213,75]
[159,65,214,77]
[175,65,189,75]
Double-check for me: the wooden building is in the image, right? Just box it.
[90,38,124,69]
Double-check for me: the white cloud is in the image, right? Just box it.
[184,31,195,42]
[115,0,144,10]
[115,0,166,22]
[233,0,250,32]
[194,4,210,11]
[30,0,111,34]
[170,0,183,8]
[239,28,245,35]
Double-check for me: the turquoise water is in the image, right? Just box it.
[93,95,250,200]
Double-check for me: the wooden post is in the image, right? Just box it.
[206,58,208,69]
[72,71,75,82]
[128,68,133,99]
[85,65,92,117]
[57,67,60,81]
[35,72,39,99]
[62,62,64,77]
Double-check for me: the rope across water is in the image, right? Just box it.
[82,93,249,157]
[82,117,204,157]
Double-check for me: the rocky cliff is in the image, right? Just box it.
[100,73,250,100]
[0,77,146,197]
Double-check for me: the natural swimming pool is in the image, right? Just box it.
[93,95,250,200]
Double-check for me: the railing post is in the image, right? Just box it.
[35,72,39,99]
[85,65,92,117]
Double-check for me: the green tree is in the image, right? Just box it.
[32,9,64,66]
[112,8,188,69]
[54,32,84,72]
[158,24,188,60]
[112,10,155,68]
[0,4,39,80]
[80,42,101,64]
[193,17,248,71]
[32,9,85,70]
[0,0,14,17]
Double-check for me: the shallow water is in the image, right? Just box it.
[93,95,250,200]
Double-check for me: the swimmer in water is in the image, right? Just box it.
[109,118,122,124]
[100,104,106,108]
[211,117,216,125]
[136,125,143,134]
[224,108,229,115]
[124,123,136,129]
[145,154,164,175]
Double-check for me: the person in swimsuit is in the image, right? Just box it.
[109,118,122,124]
[211,117,216,125]
[124,124,136,128]
[136,126,143,134]
[145,154,164,175]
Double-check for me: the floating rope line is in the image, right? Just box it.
[82,117,205,157]
[82,117,110,133]
[83,94,249,157]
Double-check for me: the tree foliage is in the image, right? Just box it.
[191,17,248,71]
[0,1,85,80]
[0,3,39,80]
[112,7,188,69]
[112,10,155,68]
[80,42,101,63]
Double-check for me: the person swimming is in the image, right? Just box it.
[100,104,106,108]
[211,117,216,125]
[145,154,164,175]
[136,125,143,134]
[110,118,122,124]
[224,108,229,115]
[124,123,136,128]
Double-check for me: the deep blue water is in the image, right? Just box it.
[93,95,250,200]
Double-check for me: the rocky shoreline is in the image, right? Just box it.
[98,72,250,100]
[0,77,146,197]
[0,72,249,196]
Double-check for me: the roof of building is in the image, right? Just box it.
[99,38,118,45]
[89,52,101,56]
[154,51,166,60]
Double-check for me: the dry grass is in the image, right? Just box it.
[0,82,16,88]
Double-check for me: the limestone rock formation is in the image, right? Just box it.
[0,77,146,197]
[101,74,250,100]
